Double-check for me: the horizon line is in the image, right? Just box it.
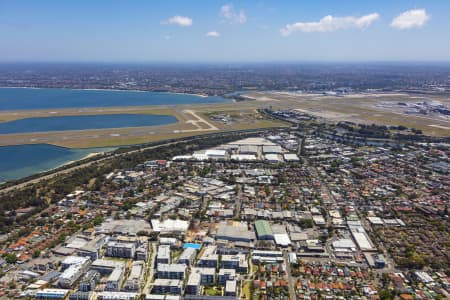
[1,60,450,65]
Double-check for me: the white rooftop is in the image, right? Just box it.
[205,149,227,157]
[229,137,276,146]
[332,239,356,249]
[284,153,300,161]
[97,292,138,300]
[274,233,291,247]
[231,154,257,161]
[367,217,383,225]
[62,256,89,266]
[265,154,283,162]
[151,219,189,233]
[352,232,375,251]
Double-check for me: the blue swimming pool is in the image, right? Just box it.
[183,243,202,250]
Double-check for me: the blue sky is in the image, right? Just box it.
[0,0,449,62]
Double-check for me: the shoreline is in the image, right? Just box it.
[0,86,212,98]
[62,151,101,167]
[0,148,115,185]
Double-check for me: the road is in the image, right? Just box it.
[283,251,296,300]
[234,184,243,219]
[143,242,157,294]
[304,157,337,225]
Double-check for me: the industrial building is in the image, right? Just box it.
[251,250,284,263]
[151,219,189,233]
[264,154,283,163]
[216,221,256,243]
[283,153,300,161]
[238,145,258,154]
[230,154,257,161]
[272,224,291,247]
[205,149,228,160]
[254,220,274,240]
[262,145,283,154]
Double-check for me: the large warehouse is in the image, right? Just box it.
[216,221,256,243]
[254,220,274,240]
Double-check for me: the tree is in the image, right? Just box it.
[298,218,313,228]
[5,254,17,264]
[32,250,41,258]
[123,200,133,211]
[93,215,104,226]
[379,289,393,300]
[58,233,67,243]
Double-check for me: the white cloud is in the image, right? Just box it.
[390,9,429,30]
[164,35,172,40]
[280,13,380,36]
[206,31,220,38]
[161,15,193,27]
[220,4,246,24]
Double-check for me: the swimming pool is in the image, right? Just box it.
[183,243,202,250]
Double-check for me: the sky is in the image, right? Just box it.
[0,0,449,62]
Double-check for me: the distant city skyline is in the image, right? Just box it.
[0,0,449,62]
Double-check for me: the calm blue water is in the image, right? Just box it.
[0,88,227,110]
[183,243,202,250]
[0,144,115,183]
[0,114,177,134]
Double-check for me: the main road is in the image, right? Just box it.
[283,251,296,300]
